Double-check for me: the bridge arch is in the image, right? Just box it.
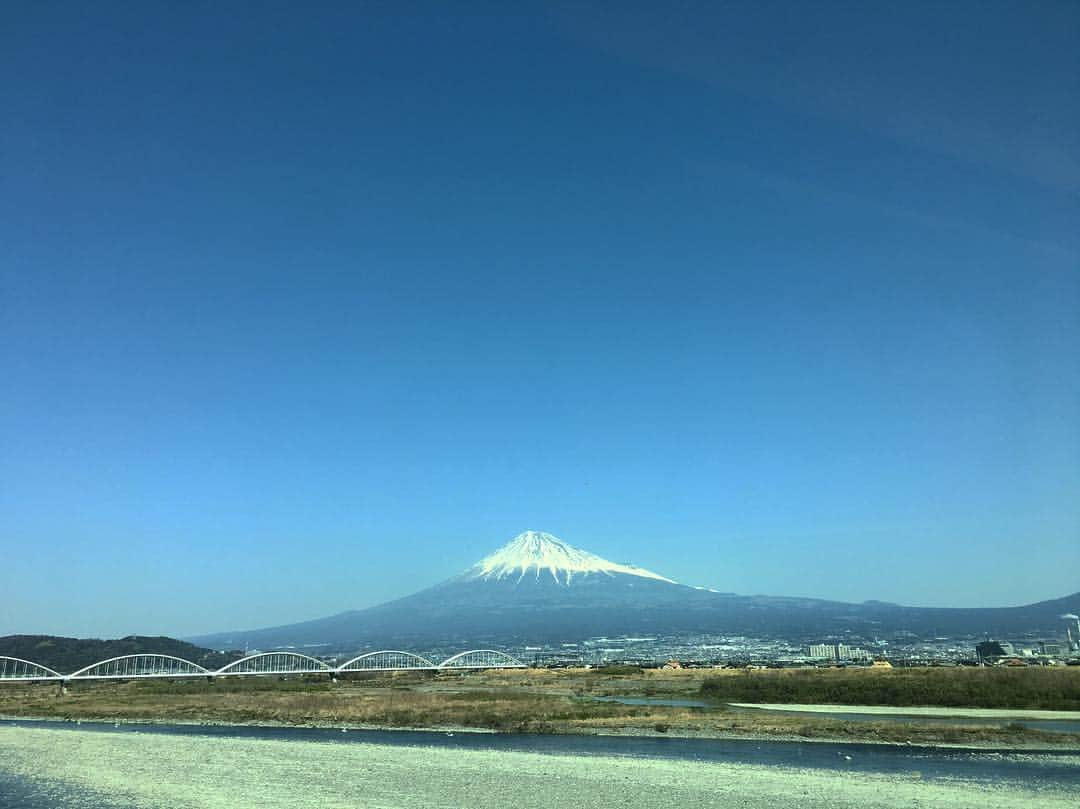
[215,651,330,676]
[69,654,208,679]
[0,656,62,681]
[336,650,436,672]
[437,649,526,670]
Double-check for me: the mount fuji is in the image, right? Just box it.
[190,531,1078,652]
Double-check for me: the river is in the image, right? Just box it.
[1,719,1077,808]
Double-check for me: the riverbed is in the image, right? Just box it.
[1,721,1077,808]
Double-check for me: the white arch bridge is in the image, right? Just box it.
[0,649,526,683]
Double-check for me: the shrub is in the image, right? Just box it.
[698,667,1080,710]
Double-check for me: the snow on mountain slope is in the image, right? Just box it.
[465,530,675,585]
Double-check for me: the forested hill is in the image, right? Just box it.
[0,635,242,674]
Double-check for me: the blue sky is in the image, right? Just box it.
[2,2,1077,637]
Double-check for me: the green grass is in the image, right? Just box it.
[64,675,336,696]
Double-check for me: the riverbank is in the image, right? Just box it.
[2,668,1078,750]
[6,714,1080,755]
[732,703,1080,720]
[2,724,1078,809]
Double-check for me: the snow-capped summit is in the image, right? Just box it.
[466,530,675,586]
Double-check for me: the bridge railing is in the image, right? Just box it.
[68,654,209,680]
[216,651,331,676]
[438,649,527,669]
[0,656,62,681]
[337,651,436,672]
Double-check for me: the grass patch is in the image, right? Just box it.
[699,666,1080,710]
[590,665,643,676]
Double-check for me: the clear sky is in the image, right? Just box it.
[2,2,1078,638]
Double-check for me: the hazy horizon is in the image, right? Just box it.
[4,527,1078,640]
[2,3,1077,638]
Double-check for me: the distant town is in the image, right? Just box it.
[271,614,1080,672]
[508,630,1080,670]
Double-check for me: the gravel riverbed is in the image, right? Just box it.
[2,725,1078,808]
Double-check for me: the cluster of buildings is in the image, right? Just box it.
[975,639,1073,665]
[317,616,1080,670]
[506,615,1080,669]
[974,615,1080,665]
[805,643,873,662]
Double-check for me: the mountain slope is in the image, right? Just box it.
[0,635,240,673]
[190,531,1079,652]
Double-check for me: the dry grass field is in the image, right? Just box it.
[2,666,1078,748]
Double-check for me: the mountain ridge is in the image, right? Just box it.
[0,635,240,673]
[189,531,1079,652]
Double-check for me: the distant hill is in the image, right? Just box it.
[0,635,242,674]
